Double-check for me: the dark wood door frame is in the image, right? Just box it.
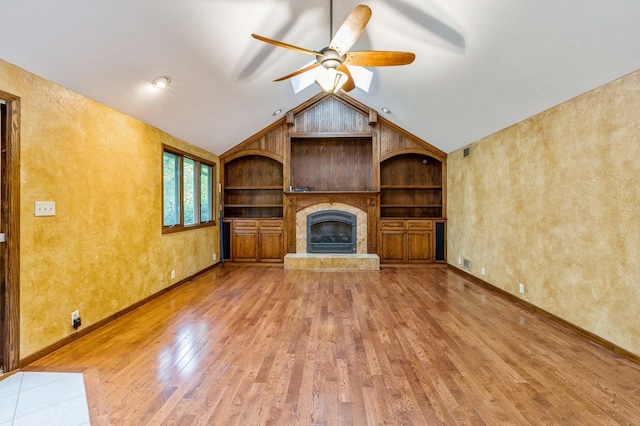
[0,90,20,373]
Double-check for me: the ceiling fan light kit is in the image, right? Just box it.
[151,75,171,88]
[251,3,415,94]
[315,68,349,93]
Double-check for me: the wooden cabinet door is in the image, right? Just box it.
[232,229,259,262]
[258,220,284,263]
[406,231,433,262]
[380,230,406,262]
[259,231,284,262]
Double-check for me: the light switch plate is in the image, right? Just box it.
[35,201,56,216]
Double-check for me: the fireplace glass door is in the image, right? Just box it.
[307,211,357,253]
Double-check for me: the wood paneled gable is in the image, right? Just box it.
[221,119,287,164]
[379,118,446,162]
[290,93,373,134]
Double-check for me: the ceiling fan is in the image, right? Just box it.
[251,2,416,93]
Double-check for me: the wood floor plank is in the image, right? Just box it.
[27,264,640,425]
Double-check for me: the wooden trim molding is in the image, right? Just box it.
[288,132,373,138]
[0,91,21,373]
[448,264,640,366]
[285,110,294,125]
[368,108,378,124]
[19,263,220,367]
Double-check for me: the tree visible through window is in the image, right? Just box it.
[163,151,180,227]
[162,147,215,232]
[183,157,196,225]
[200,164,212,222]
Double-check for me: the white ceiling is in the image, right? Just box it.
[2,0,640,155]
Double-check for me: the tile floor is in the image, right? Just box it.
[0,372,90,426]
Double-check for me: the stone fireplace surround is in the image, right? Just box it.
[284,196,380,270]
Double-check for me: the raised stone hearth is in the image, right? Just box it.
[284,253,380,271]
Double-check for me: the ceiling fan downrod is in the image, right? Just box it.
[329,0,334,42]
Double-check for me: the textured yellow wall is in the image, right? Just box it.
[0,60,220,358]
[447,70,640,356]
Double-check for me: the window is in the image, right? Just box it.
[162,146,216,233]
[200,164,213,222]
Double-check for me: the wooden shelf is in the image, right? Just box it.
[380,185,441,189]
[225,186,283,190]
[224,204,283,208]
[381,204,442,208]
[285,190,379,195]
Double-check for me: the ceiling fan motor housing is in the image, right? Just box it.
[317,48,345,69]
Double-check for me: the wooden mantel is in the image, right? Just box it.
[284,191,379,254]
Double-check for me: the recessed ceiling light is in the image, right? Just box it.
[381,107,391,114]
[151,75,171,88]
[273,109,282,116]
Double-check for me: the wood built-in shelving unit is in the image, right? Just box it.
[220,92,447,264]
[223,155,283,218]
[380,153,443,218]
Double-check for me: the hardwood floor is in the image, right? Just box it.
[29,265,640,425]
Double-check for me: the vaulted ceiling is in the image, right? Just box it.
[2,0,640,155]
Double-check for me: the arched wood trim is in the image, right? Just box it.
[380,148,445,163]
[222,150,283,165]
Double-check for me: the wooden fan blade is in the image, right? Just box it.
[329,5,372,56]
[252,34,323,57]
[338,64,355,92]
[345,51,416,67]
[273,62,321,82]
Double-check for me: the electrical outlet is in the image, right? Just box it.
[481,267,486,276]
[519,283,525,294]
[213,253,217,261]
[463,259,472,271]
[171,270,176,279]
[457,257,462,265]
[71,310,81,329]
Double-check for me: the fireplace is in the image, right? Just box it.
[307,210,357,253]
[285,200,379,270]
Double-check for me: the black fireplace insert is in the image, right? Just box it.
[307,210,357,253]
